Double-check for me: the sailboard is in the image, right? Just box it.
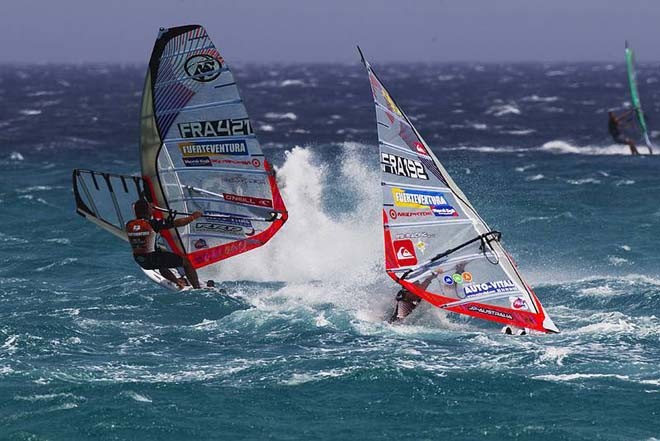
[358,47,558,333]
[73,25,288,290]
[625,41,655,153]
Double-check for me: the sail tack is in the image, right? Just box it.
[625,41,655,152]
[140,25,287,269]
[359,48,558,333]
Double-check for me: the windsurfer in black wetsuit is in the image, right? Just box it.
[126,199,202,289]
[608,110,639,155]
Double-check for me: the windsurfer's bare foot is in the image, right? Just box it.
[176,278,187,289]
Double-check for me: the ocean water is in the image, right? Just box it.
[0,63,659,440]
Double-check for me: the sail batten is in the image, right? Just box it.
[360,47,558,333]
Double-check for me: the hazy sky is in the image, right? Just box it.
[3,0,660,63]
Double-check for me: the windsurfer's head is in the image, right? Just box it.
[134,199,151,218]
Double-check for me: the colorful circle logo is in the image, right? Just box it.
[462,272,473,283]
[252,159,261,168]
[389,209,398,219]
[452,273,463,284]
[443,275,454,285]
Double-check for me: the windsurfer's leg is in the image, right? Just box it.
[628,140,640,155]
[182,258,201,289]
[159,267,184,287]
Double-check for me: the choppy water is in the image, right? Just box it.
[0,63,659,440]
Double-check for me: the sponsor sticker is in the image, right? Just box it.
[184,54,223,82]
[391,187,458,217]
[182,157,212,167]
[178,140,248,157]
[415,240,426,253]
[452,273,463,284]
[510,296,529,310]
[413,141,428,156]
[443,275,454,285]
[388,210,434,220]
[220,175,267,187]
[467,305,513,320]
[463,279,517,297]
[194,222,244,236]
[194,238,208,249]
[393,239,417,266]
[462,272,473,283]
[223,193,273,208]
[394,231,436,240]
[381,153,428,180]
[178,119,253,138]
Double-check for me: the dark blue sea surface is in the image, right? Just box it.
[0,63,659,440]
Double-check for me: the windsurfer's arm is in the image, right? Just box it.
[173,211,202,227]
[617,109,635,122]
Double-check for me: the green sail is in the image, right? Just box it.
[625,41,654,149]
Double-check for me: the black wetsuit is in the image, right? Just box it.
[609,118,626,144]
[129,218,184,270]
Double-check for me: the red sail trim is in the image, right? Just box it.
[382,210,399,270]
[186,159,288,269]
[383,215,552,333]
[392,274,551,333]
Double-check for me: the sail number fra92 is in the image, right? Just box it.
[381,153,428,180]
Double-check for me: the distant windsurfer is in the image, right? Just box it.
[608,110,640,155]
[126,199,202,289]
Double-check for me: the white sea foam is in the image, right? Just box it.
[525,174,544,181]
[123,391,153,403]
[566,178,601,185]
[208,143,382,285]
[607,256,629,266]
[19,109,42,116]
[521,95,559,103]
[264,112,298,121]
[9,151,24,161]
[503,129,535,135]
[486,104,521,117]
[36,257,78,272]
[540,140,638,156]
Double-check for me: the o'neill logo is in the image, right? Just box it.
[184,54,223,82]
[393,239,417,266]
[223,193,273,208]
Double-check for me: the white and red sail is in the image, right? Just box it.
[73,25,287,277]
[139,25,287,269]
[359,48,558,333]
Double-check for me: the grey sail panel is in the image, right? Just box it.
[72,169,144,241]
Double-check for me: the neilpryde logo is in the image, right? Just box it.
[184,54,223,82]
[391,188,458,217]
